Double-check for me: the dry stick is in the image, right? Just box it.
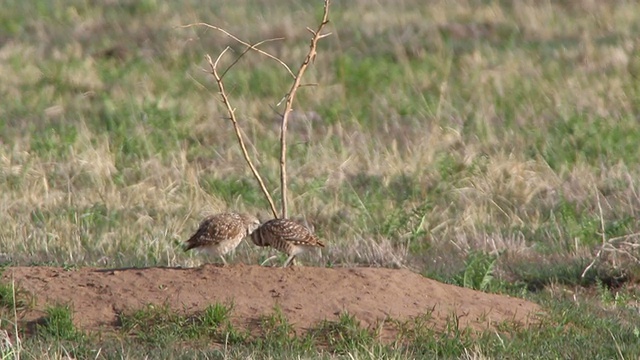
[181,23,295,79]
[182,24,294,218]
[206,50,278,218]
[219,37,286,79]
[581,187,606,278]
[279,0,332,218]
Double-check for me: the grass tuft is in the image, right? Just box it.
[37,304,83,342]
[314,312,375,354]
[252,306,314,354]
[452,251,498,292]
[117,301,243,346]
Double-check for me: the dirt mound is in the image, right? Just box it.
[3,265,541,335]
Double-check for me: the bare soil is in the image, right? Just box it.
[2,265,542,336]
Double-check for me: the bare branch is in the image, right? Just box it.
[206,53,279,218]
[279,0,331,218]
[212,47,231,70]
[220,37,286,79]
[581,186,606,278]
[181,23,295,78]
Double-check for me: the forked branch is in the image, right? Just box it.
[279,0,332,218]
[187,0,330,220]
[206,51,278,218]
[181,23,295,78]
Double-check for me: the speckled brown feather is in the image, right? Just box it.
[251,218,324,266]
[251,219,324,247]
[184,213,260,261]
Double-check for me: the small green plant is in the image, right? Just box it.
[37,304,82,341]
[409,315,475,358]
[118,303,186,344]
[256,306,293,344]
[201,302,232,329]
[221,322,249,345]
[118,302,238,345]
[0,271,12,311]
[249,306,314,355]
[453,251,497,292]
[392,313,437,349]
[314,312,375,354]
[595,279,630,308]
[0,283,15,311]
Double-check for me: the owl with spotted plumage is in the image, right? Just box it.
[251,218,325,267]
[184,212,260,265]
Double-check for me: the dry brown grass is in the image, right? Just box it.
[0,1,639,287]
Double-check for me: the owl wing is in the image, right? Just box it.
[184,214,244,250]
[274,219,325,247]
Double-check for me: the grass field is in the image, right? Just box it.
[2,0,640,358]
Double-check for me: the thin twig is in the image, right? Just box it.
[581,187,606,278]
[220,37,286,79]
[608,329,625,360]
[207,51,278,218]
[279,0,331,218]
[181,23,295,78]
[605,232,640,243]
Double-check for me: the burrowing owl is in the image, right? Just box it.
[251,218,325,267]
[184,212,260,265]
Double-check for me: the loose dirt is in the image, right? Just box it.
[2,265,542,336]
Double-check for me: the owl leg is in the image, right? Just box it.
[260,255,278,266]
[219,255,228,266]
[283,254,296,268]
